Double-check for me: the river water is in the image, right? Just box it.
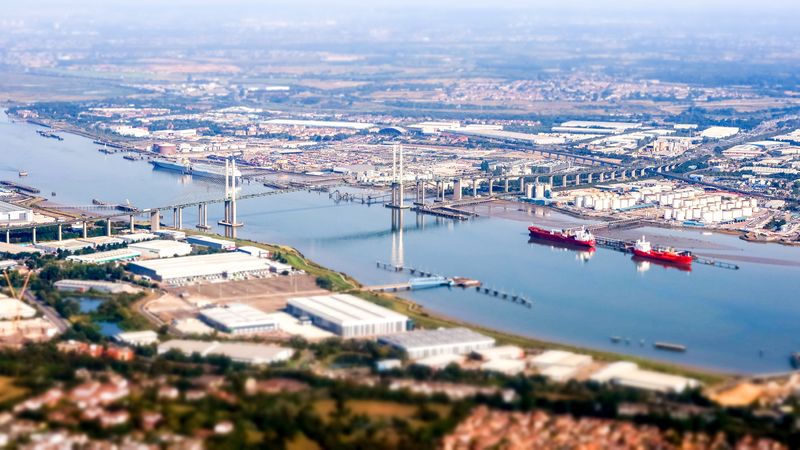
[2,111,800,374]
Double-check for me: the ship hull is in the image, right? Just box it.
[528,226,595,248]
[151,160,190,174]
[632,249,692,265]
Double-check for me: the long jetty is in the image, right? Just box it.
[374,261,533,308]
[593,236,739,270]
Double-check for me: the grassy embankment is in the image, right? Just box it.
[181,230,726,385]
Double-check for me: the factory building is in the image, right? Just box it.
[378,327,495,360]
[66,248,141,264]
[36,239,95,254]
[117,233,157,243]
[199,303,278,334]
[0,201,33,224]
[590,361,700,393]
[127,252,273,285]
[286,294,408,338]
[186,235,236,251]
[128,240,192,259]
[114,330,159,346]
[54,279,140,294]
[158,340,294,365]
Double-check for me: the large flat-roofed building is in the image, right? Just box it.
[66,248,141,264]
[128,240,192,259]
[158,340,294,365]
[0,242,42,255]
[286,294,408,338]
[186,235,236,251]
[35,239,95,254]
[199,303,278,334]
[127,252,273,285]
[54,279,140,294]
[0,201,33,224]
[378,327,495,359]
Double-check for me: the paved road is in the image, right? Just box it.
[23,290,69,333]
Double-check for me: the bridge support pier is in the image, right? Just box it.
[599,172,605,183]
[575,174,581,186]
[472,180,478,197]
[82,222,88,239]
[197,204,209,230]
[106,219,112,237]
[150,209,160,232]
[31,227,36,244]
[562,175,568,188]
[504,178,509,193]
[129,215,135,233]
[440,181,446,201]
[5,229,9,244]
[57,224,62,241]
[587,173,593,184]
[488,179,493,195]
[453,179,462,201]
[519,177,526,194]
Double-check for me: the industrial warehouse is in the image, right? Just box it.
[157,340,294,365]
[199,303,278,334]
[0,200,33,224]
[378,327,496,359]
[286,294,409,338]
[127,252,274,285]
[127,239,192,259]
[66,248,141,264]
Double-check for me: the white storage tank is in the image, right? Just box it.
[675,210,686,221]
[664,209,673,220]
[742,207,753,217]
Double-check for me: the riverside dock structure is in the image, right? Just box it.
[592,236,739,270]
[373,261,532,308]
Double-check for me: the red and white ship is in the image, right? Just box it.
[631,236,693,266]
[528,225,596,248]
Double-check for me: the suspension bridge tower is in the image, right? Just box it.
[218,158,243,237]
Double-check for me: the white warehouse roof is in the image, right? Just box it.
[158,340,294,365]
[128,252,272,281]
[287,294,407,327]
[199,303,277,332]
[379,327,495,352]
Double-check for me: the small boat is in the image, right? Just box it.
[653,341,687,352]
[18,171,28,177]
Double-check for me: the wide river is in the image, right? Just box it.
[3,111,800,374]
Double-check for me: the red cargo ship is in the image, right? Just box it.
[527,225,596,248]
[631,236,693,266]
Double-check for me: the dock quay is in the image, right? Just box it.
[593,236,739,270]
[410,205,471,220]
[374,261,532,308]
[1,181,41,194]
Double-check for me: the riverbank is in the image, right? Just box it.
[186,229,728,385]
